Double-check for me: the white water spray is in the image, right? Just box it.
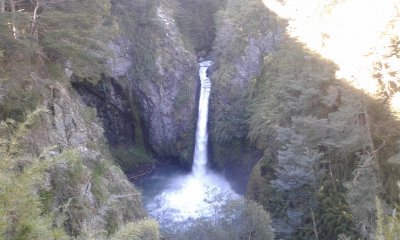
[144,61,235,223]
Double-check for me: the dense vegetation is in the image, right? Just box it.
[210,0,400,239]
[166,198,274,240]
[0,0,115,83]
[0,109,67,239]
[1,0,400,238]
[0,0,161,238]
[0,0,116,121]
[0,110,160,239]
[209,0,283,169]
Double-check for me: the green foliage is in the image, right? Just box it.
[110,144,154,172]
[110,218,160,240]
[40,0,116,82]
[47,149,149,238]
[210,138,248,168]
[247,39,336,148]
[365,98,400,203]
[238,199,275,240]
[168,198,274,240]
[0,109,68,239]
[312,178,358,239]
[49,150,88,237]
[243,36,382,239]
[0,0,116,83]
[210,91,249,145]
[247,157,288,219]
[209,0,284,150]
[91,160,109,204]
[0,12,40,63]
[376,197,400,240]
[40,190,56,212]
[80,106,98,125]
[113,0,158,82]
[213,0,274,58]
[0,109,148,239]
[0,84,42,121]
[209,2,400,239]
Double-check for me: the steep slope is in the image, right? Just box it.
[0,0,153,238]
[0,70,149,238]
[3,0,399,238]
[209,0,400,239]
[208,0,284,190]
[102,0,199,166]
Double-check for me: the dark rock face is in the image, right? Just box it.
[70,1,200,166]
[132,4,198,163]
[71,77,136,146]
[109,1,199,165]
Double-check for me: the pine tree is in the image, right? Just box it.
[0,109,68,239]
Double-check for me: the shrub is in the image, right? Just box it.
[0,109,68,239]
[110,218,160,240]
[168,198,274,240]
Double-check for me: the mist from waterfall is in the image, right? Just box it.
[140,61,235,225]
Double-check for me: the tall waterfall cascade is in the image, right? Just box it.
[143,61,235,224]
[192,61,212,177]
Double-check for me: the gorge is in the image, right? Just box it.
[140,61,235,226]
[0,0,399,239]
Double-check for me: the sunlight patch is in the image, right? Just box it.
[262,0,399,96]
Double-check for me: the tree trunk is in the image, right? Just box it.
[311,208,319,240]
[29,0,40,41]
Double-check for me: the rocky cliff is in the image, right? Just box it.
[2,0,399,238]
[82,0,200,167]
[207,0,283,191]
[20,78,147,237]
[127,2,198,164]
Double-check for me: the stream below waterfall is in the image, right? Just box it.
[136,61,237,228]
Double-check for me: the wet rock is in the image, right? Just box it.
[110,0,198,164]
[71,78,136,146]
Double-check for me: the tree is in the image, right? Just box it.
[0,0,115,82]
[110,218,160,240]
[238,200,275,240]
[40,0,115,81]
[169,198,274,240]
[0,109,68,239]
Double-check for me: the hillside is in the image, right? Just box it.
[0,0,400,239]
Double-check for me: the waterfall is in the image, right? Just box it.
[142,61,235,224]
[192,61,213,176]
